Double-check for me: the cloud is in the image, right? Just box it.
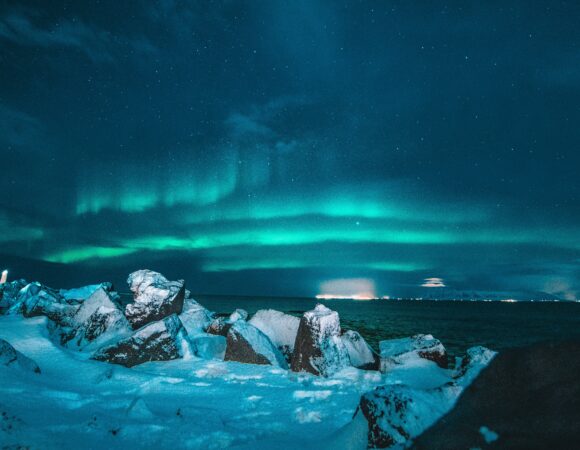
[0,103,44,151]
[225,112,273,138]
[0,10,155,63]
[421,277,445,288]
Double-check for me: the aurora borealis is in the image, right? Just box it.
[1,1,579,299]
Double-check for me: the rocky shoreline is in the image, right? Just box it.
[1,270,578,448]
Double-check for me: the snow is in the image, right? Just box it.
[60,283,112,303]
[0,315,388,449]
[379,333,446,371]
[479,425,499,444]
[341,330,376,369]
[127,269,170,295]
[71,287,118,324]
[229,308,248,322]
[0,281,496,449]
[249,309,300,351]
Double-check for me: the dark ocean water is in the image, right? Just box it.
[195,296,580,358]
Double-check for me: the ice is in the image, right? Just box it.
[341,329,377,369]
[249,309,300,353]
[60,283,113,303]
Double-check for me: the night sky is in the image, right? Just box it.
[1,1,579,299]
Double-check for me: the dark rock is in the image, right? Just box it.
[224,321,287,368]
[0,279,27,312]
[0,338,41,374]
[411,341,580,450]
[379,334,448,371]
[124,270,185,329]
[92,314,191,367]
[291,304,350,376]
[7,282,77,327]
[206,316,232,336]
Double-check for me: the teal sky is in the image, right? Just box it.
[1,1,579,299]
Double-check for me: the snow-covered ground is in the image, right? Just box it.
[0,313,474,449]
[0,272,495,449]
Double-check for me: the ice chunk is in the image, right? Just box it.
[341,330,378,370]
[179,298,214,336]
[249,309,300,358]
[379,334,447,371]
[191,334,227,360]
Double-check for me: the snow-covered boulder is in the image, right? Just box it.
[179,298,214,336]
[291,304,350,376]
[249,309,300,362]
[341,330,379,370]
[452,345,496,386]
[125,270,186,329]
[60,287,131,350]
[224,320,288,368]
[0,279,28,311]
[191,334,227,360]
[379,334,447,372]
[59,282,115,303]
[92,314,192,367]
[357,384,456,448]
[356,344,496,448]
[7,282,77,326]
[0,338,41,374]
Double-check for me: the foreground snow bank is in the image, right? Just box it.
[0,271,497,449]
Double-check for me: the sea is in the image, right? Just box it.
[195,295,580,358]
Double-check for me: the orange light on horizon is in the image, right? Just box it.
[317,278,377,300]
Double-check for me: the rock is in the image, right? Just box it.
[206,316,232,336]
[291,304,350,376]
[452,345,497,386]
[60,287,131,350]
[179,298,214,336]
[224,321,288,368]
[191,334,227,360]
[411,341,580,450]
[249,309,300,362]
[92,314,192,367]
[379,334,447,371]
[357,384,454,448]
[0,279,27,311]
[7,282,77,326]
[356,345,496,448]
[0,338,41,374]
[341,330,379,370]
[229,308,248,322]
[59,282,115,303]
[125,270,186,329]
